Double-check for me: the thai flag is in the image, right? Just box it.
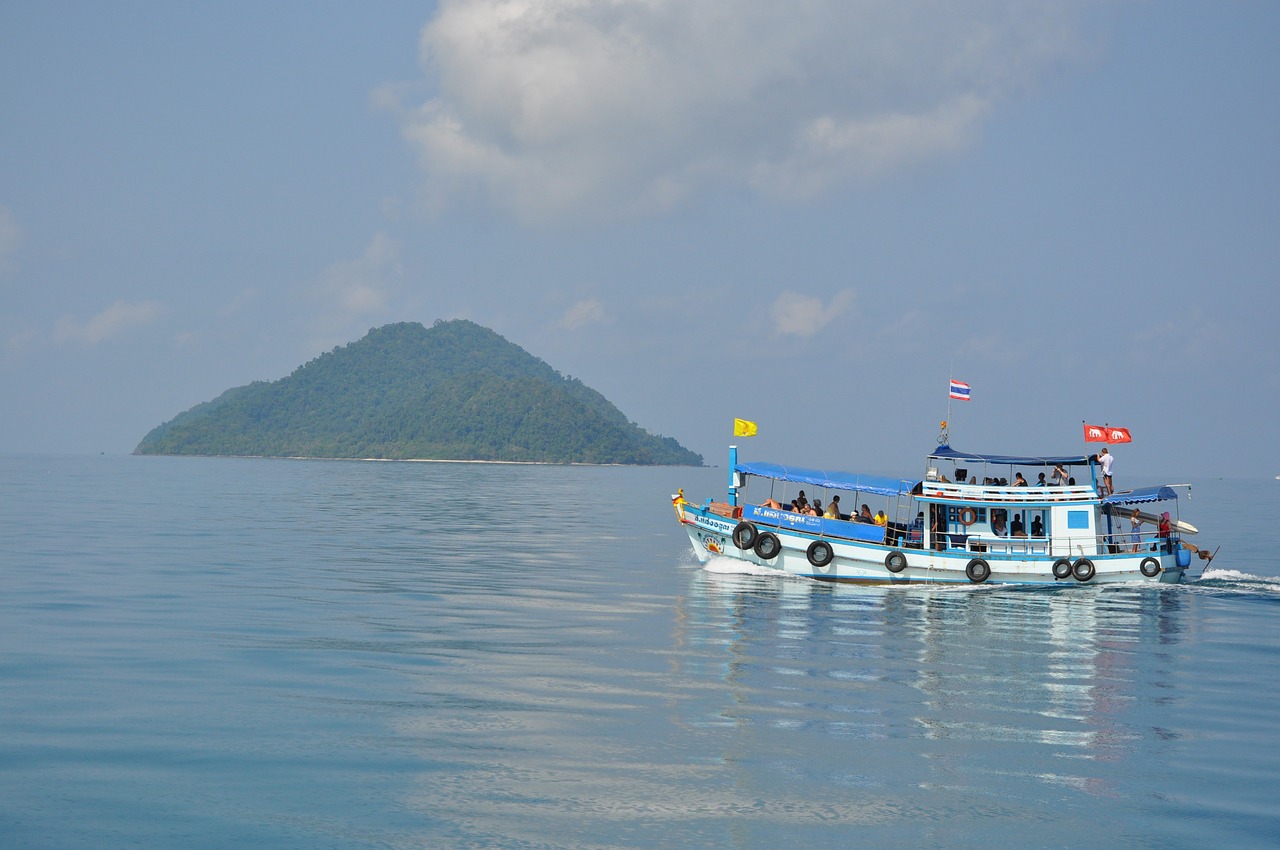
[949,380,971,401]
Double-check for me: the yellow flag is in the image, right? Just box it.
[733,418,758,437]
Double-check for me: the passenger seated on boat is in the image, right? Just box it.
[874,510,887,526]
[796,490,808,510]
[761,498,783,509]
[1011,513,1026,537]
[1031,516,1044,537]
[1014,472,1028,487]
[812,498,825,516]
[1036,473,1048,487]
[859,504,874,523]
[991,512,1007,536]
[824,499,840,520]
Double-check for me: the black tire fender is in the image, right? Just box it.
[806,540,834,568]
[753,532,782,561]
[966,558,991,583]
[1051,558,1074,580]
[885,550,908,573]
[732,521,758,550]
[1072,558,1096,582]
[1139,557,1162,577]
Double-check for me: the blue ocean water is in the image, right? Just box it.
[1,455,1278,849]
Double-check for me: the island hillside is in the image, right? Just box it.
[134,320,703,465]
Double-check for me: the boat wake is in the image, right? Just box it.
[703,554,795,579]
[1190,567,1280,598]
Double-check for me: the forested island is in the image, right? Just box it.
[134,320,703,466]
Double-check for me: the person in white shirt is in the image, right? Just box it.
[1098,448,1114,495]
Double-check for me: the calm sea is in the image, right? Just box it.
[1,455,1278,849]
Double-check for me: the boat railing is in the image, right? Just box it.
[949,528,1181,559]
[921,482,1096,503]
[963,534,1054,556]
[1096,529,1178,555]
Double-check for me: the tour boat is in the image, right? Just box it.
[673,444,1212,585]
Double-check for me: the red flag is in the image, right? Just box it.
[1083,423,1107,443]
[1105,426,1132,444]
[1083,423,1132,443]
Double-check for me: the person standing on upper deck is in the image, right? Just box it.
[1098,448,1115,495]
[1050,463,1069,486]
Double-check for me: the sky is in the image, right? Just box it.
[2,1,1278,479]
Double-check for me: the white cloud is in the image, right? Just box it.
[317,232,401,319]
[771,290,854,337]
[560,297,605,330]
[53,300,163,345]
[305,233,404,350]
[0,205,23,274]
[5,328,39,360]
[392,0,1098,220]
[217,288,260,318]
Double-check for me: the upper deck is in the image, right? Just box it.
[918,481,1098,504]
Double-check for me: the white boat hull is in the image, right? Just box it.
[680,509,1187,585]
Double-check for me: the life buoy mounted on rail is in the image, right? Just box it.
[958,507,978,527]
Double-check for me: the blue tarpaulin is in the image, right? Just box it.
[928,445,1090,466]
[1101,486,1178,505]
[734,461,916,498]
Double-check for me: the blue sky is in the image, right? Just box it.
[2,1,1277,479]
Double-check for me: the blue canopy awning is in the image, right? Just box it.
[928,444,1091,467]
[735,461,916,498]
[1101,486,1179,506]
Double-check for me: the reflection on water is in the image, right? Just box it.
[664,565,1218,844]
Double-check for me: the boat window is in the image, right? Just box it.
[1027,509,1047,537]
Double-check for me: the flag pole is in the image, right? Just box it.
[941,369,954,445]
